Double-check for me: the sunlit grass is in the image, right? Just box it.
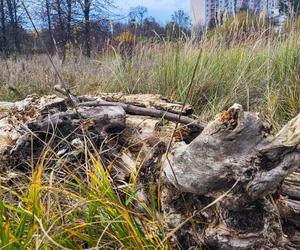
[0,144,168,249]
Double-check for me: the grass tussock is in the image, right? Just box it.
[1,144,168,249]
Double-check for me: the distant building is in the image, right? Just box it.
[191,0,280,28]
[191,0,206,29]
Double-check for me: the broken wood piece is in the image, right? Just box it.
[54,84,80,104]
[6,106,126,167]
[79,100,205,130]
[54,86,202,129]
[282,169,300,200]
[94,93,194,115]
[163,103,300,200]
[162,104,300,249]
[27,106,126,133]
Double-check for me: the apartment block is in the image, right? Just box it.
[191,0,280,28]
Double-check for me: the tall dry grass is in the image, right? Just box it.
[1,25,299,130]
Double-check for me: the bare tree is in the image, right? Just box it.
[0,0,7,55]
[171,9,190,30]
[129,5,148,25]
[6,0,21,52]
[55,0,64,35]
[66,0,72,44]
[77,0,114,57]
[48,0,76,57]
[44,0,55,50]
[83,0,91,57]
[0,0,168,57]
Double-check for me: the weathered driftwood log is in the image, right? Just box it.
[27,106,126,133]
[55,85,194,116]
[162,104,300,249]
[83,92,194,115]
[9,106,126,158]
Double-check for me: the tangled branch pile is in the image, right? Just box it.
[0,93,300,249]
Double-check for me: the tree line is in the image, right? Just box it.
[0,0,191,58]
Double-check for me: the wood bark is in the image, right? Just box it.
[162,104,300,249]
[0,0,7,55]
[83,0,91,57]
[45,0,55,51]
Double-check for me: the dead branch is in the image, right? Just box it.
[54,85,203,129]
[79,100,205,130]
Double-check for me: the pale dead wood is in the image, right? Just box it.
[54,84,204,130]
[1,94,300,249]
[79,100,205,130]
[162,104,300,249]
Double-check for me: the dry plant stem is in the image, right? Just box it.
[158,48,203,210]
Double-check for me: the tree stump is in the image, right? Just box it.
[163,104,300,249]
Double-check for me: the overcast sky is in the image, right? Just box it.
[115,0,190,24]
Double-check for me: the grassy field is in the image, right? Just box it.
[1,28,300,130]
[0,23,300,249]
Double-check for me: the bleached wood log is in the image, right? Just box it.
[54,85,203,129]
[27,106,126,132]
[83,92,194,115]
